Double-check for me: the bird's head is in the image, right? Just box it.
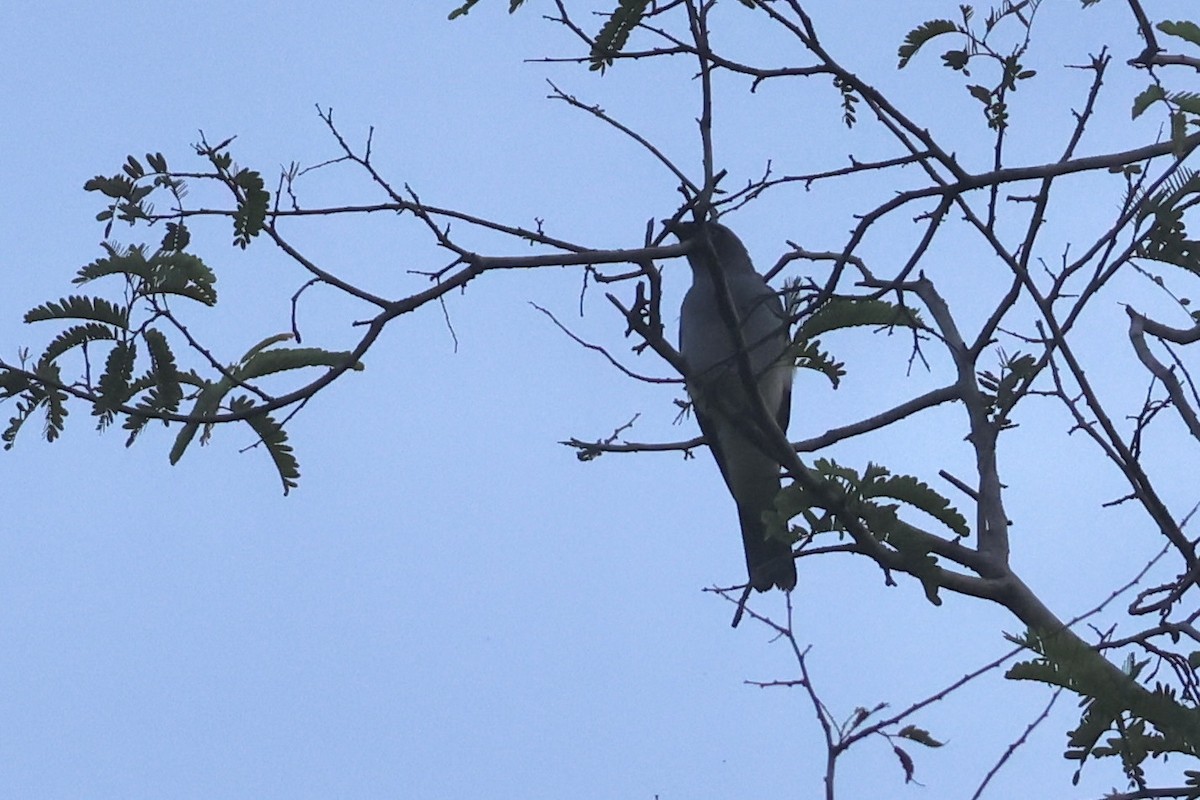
[663,219,753,274]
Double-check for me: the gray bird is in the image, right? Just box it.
[669,220,797,592]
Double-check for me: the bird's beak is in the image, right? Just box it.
[663,218,692,240]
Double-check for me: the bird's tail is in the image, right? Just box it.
[737,505,797,592]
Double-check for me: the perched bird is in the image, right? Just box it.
[669,219,797,592]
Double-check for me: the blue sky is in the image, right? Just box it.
[2,2,1197,797]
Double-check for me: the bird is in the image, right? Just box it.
[669,219,798,593]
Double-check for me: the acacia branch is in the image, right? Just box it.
[1127,307,1200,441]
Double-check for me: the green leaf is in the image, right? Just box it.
[146,152,168,173]
[1,363,70,448]
[791,338,845,388]
[897,725,945,747]
[1158,20,1200,48]
[448,0,525,17]
[897,19,959,69]
[979,351,1038,428]
[167,338,361,465]
[240,333,295,364]
[238,347,365,382]
[447,0,480,19]
[142,327,183,414]
[1171,91,1200,117]
[968,84,992,104]
[892,745,915,783]
[232,168,269,248]
[230,395,300,494]
[124,367,202,447]
[941,49,970,72]
[590,0,650,73]
[94,340,137,428]
[41,363,68,443]
[145,252,218,306]
[1135,168,1200,226]
[1132,84,1166,120]
[169,377,233,464]
[83,175,134,199]
[832,76,860,128]
[123,155,145,180]
[784,458,967,603]
[25,295,129,329]
[3,393,38,449]
[0,369,31,399]
[129,183,153,204]
[37,322,118,366]
[73,243,153,284]
[865,470,970,536]
[161,221,190,252]
[1006,625,1200,782]
[1173,110,1189,159]
[114,199,151,225]
[73,245,216,304]
[813,457,859,485]
[795,297,923,340]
